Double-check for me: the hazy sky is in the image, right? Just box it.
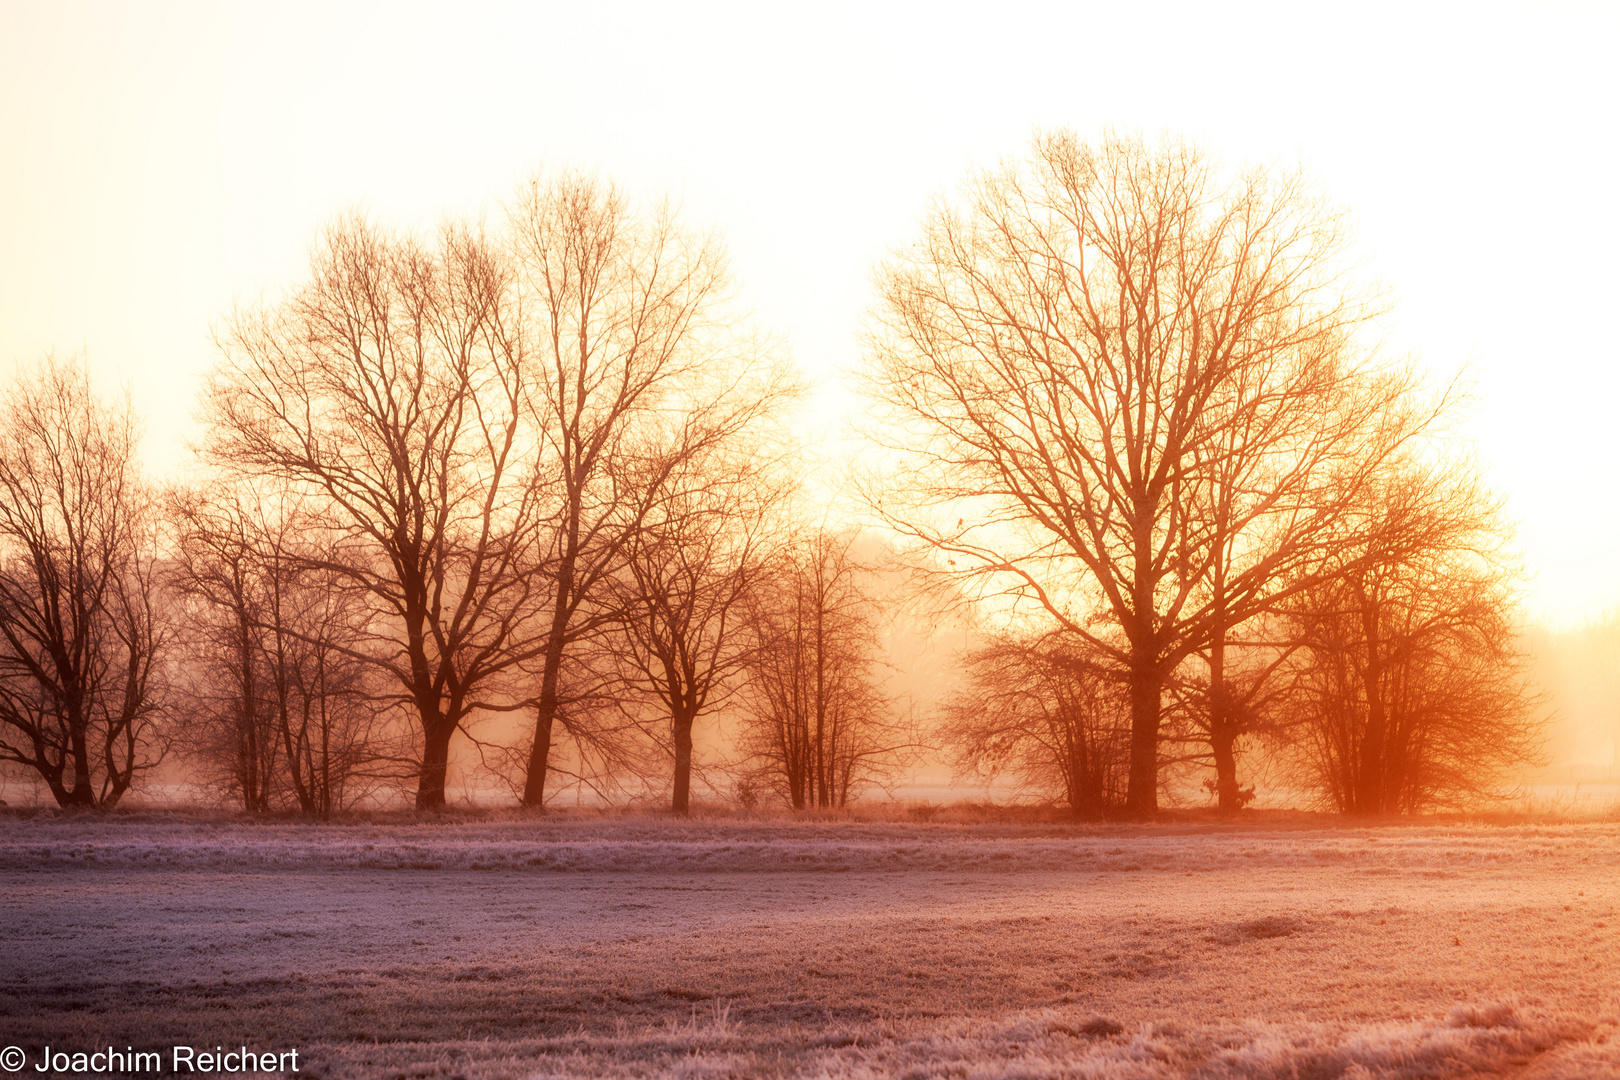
[2,0,1616,625]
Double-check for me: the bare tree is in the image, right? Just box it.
[510,172,795,807]
[739,531,901,809]
[205,216,543,809]
[609,451,786,813]
[1284,458,1541,814]
[942,632,1131,817]
[0,358,168,807]
[865,131,1416,816]
[171,486,406,815]
[170,488,283,812]
[264,552,404,815]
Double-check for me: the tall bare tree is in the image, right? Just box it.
[865,131,1416,816]
[610,452,786,813]
[0,358,168,807]
[205,216,543,809]
[510,173,794,807]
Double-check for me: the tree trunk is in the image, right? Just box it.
[521,589,568,809]
[524,547,576,808]
[43,761,72,809]
[524,705,555,810]
[1207,635,1243,814]
[1211,726,1242,813]
[416,718,454,810]
[1124,654,1161,818]
[238,618,262,812]
[1353,585,1386,815]
[319,678,332,819]
[66,717,96,807]
[672,713,694,814]
[1063,724,1096,819]
[812,599,827,809]
[788,721,807,810]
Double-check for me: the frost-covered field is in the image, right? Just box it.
[3,815,1618,1078]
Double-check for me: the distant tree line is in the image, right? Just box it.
[0,176,903,815]
[0,137,1542,816]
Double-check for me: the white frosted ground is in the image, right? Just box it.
[2,816,1617,1078]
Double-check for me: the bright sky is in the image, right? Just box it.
[2,0,1617,626]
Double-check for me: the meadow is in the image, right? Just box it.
[3,811,1618,1079]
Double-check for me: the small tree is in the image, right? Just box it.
[170,489,283,812]
[264,558,402,816]
[609,453,785,813]
[739,531,901,809]
[1164,624,1304,812]
[172,486,405,815]
[0,358,169,807]
[942,632,1131,817]
[1285,459,1541,813]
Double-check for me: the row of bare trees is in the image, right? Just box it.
[876,131,1540,817]
[0,138,1542,815]
[193,175,920,813]
[0,175,909,813]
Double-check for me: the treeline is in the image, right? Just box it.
[0,136,1542,817]
[0,176,904,814]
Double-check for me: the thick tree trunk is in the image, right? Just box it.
[1125,510,1162,819]
[788,724,807,810]
[415,719,454,810]
[672,713,695,814]
[524,705,555,809]
[66,720,96,807]
[1124,655,1161,818]
[522,643,565,807]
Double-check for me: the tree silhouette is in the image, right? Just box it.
[867,131,1419,815]
[0,358,168,807]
